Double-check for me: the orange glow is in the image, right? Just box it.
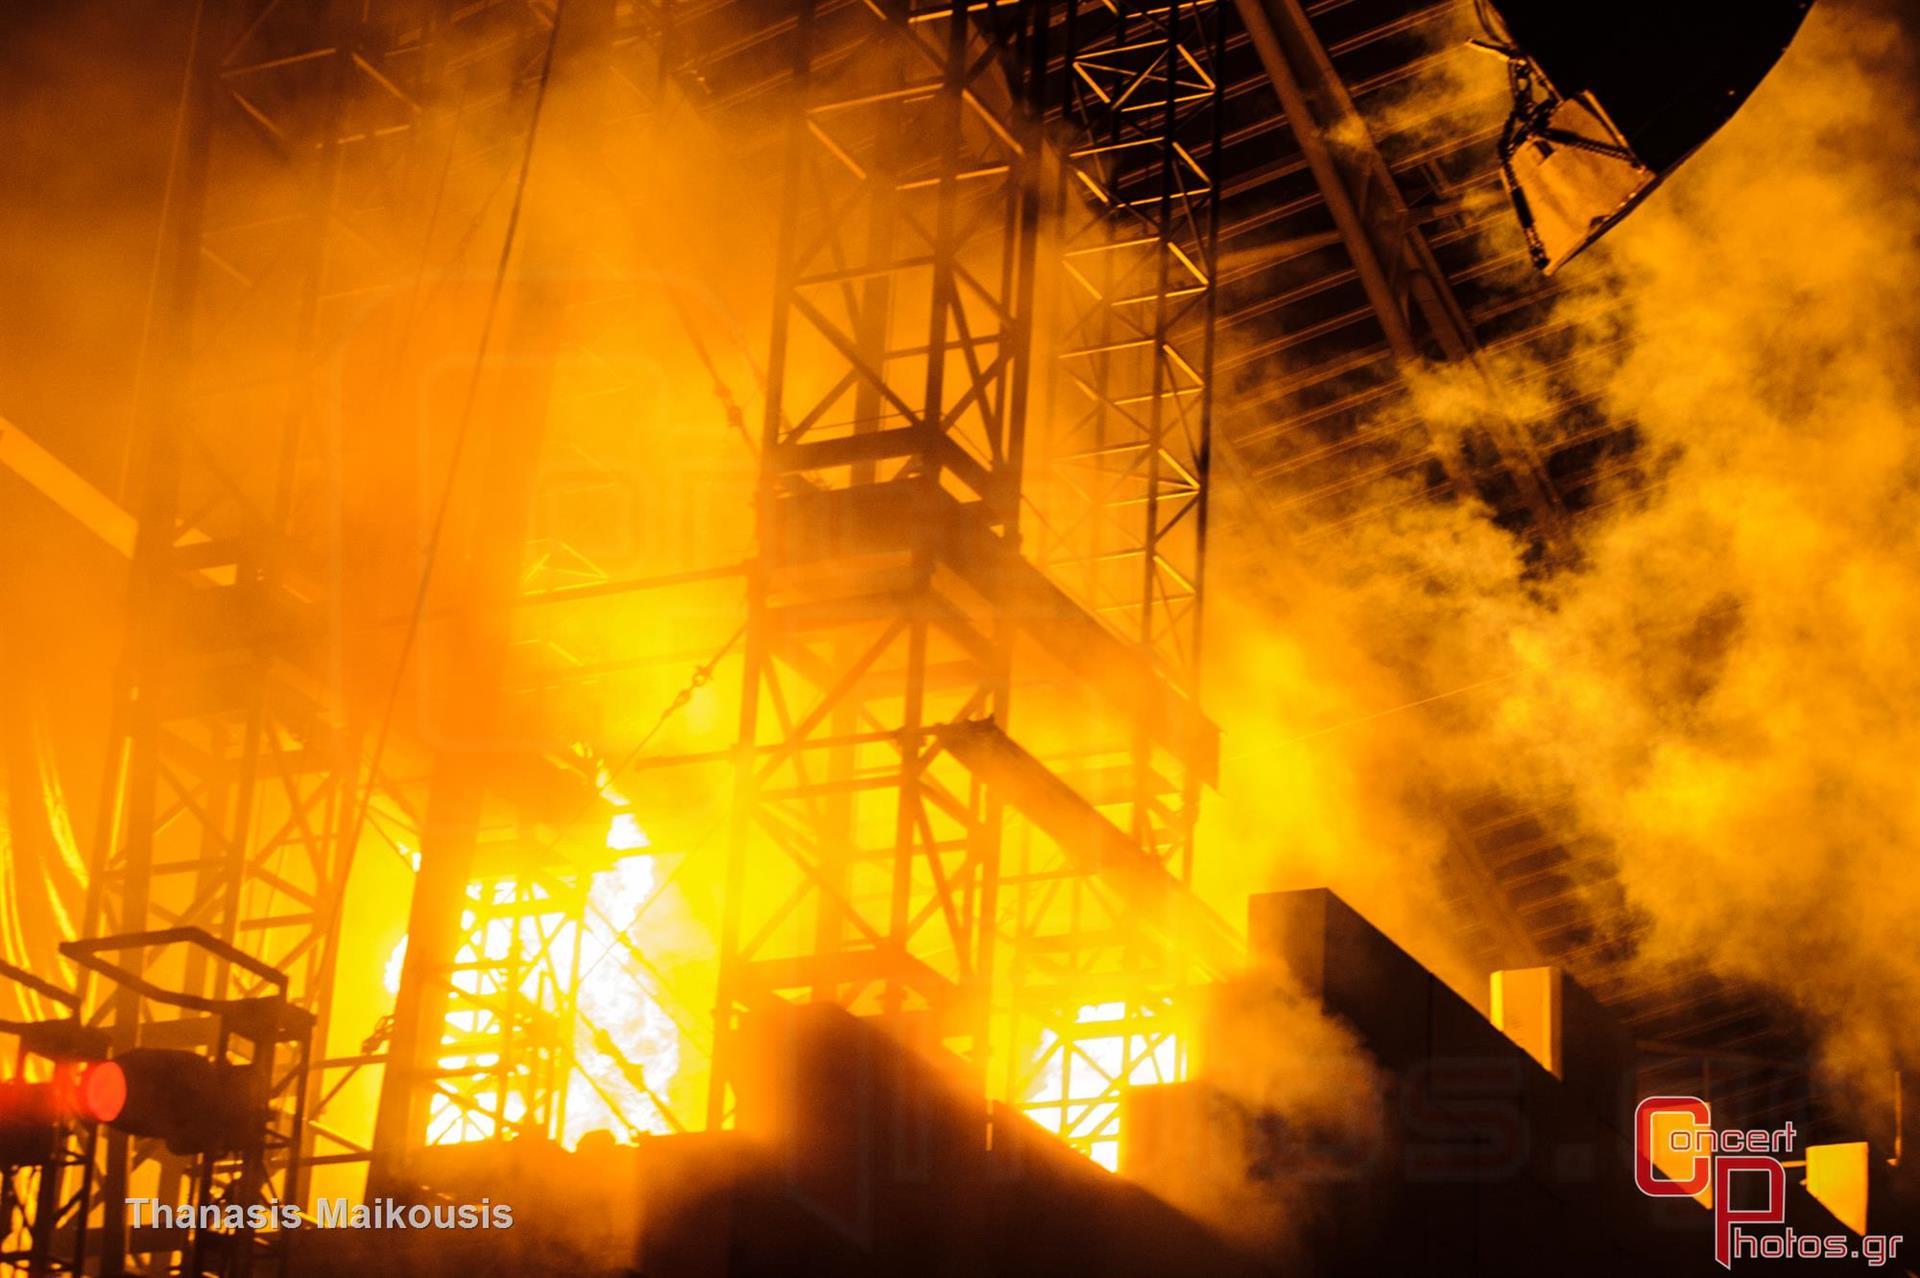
[0,0,1912,1221]
[1804,1142,1870,1235]
[1024,1003,1185,1171]
[1646,1105,1716,1209]
[386,817,687,1147]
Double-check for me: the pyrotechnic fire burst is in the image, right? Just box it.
[381,815,683,1147]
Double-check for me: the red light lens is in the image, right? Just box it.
[77,1062,126,1124]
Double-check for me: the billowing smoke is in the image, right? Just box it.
[5,0,1916,1201]
[1201,0,1920,1123]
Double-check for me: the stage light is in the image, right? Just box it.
[0,1062,119,1164]
[1479,0,1816,271]
[94,1049,256,1157]
[0,1080,58,1167]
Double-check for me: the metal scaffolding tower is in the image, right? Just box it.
[711,0,1050,1121]
[710,0,1233,1157]
[64,0,604,1242]
[364,0,735,1175]
[419,851,590,1147]
[1011,0,1226,1161]
[80,1,419,1267]
[368,0,617,1180]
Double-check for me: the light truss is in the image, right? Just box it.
[423,861,587,1146]
[1003,0,1226,1156]
[1046,0,1223,872]
[72,0,599,1245]
[711,0,1049,1123]
[1045,0,1220,677]
[79,3,430,1268]
[714,0,1233,1161]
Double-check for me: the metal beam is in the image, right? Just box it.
[0,417,137,557]
[1231,0,1571,554]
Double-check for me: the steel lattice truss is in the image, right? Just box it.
[1005,0,1227,1161]
[55,0,1824,1205]
[0,967,98,1277]
[706,0,1235,1162]
[74,0,588,1262]
[425,866,586,1146]
[712,0,1047,1119]
[79,2,424,1268]
[1046,0,1220,707]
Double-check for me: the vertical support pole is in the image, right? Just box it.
[1019,0,1223,1162]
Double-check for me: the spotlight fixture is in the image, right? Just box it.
[85,1049,259,1158]
[1477,0,1817,271]
[0,1080,60,1167]
[0,1061,120,1166]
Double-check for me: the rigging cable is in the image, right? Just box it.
[339,0,573,912]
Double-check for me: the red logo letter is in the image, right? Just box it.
[1712,1155,1784,1269]
[1636,1096,1712,1198]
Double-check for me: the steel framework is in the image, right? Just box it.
[367,0,728,1177]
[0,964,101,1278]
[1010,0,1227,1162]
[76,0,1235,1198]
[31,0,1836,1211]
[68,0,607,1234]
[1046,0,1222,713]
[711,0,1233,1161]
[79,0,422,1267]
[711,0,1050,1123]
[419,855,588,1146]
[62,930,312,1278]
